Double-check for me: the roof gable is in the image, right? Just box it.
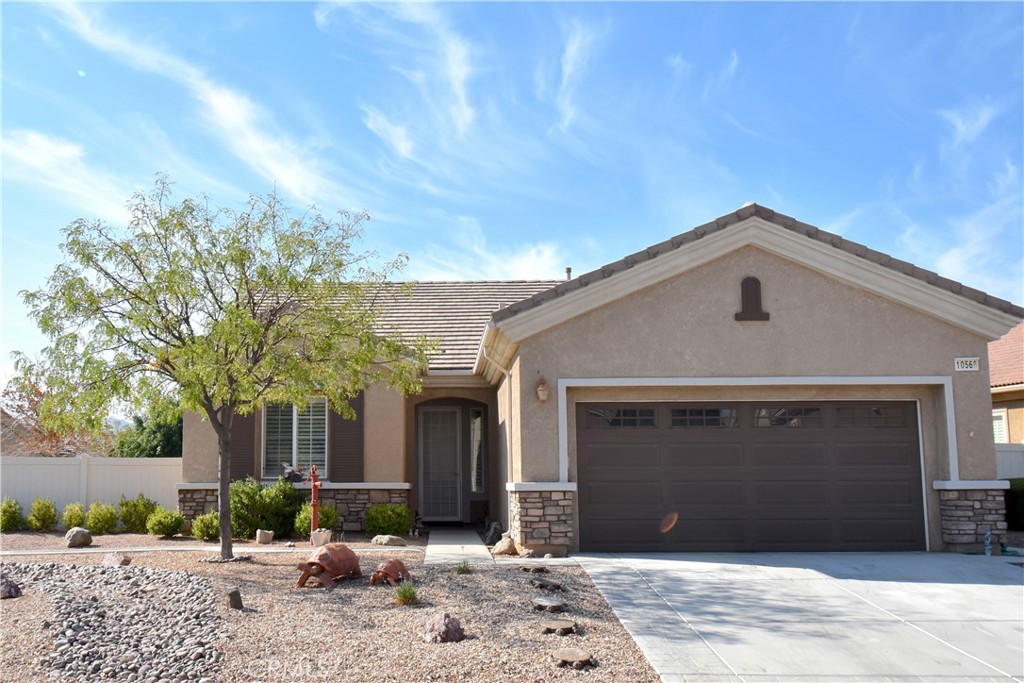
[489,203,1023,344]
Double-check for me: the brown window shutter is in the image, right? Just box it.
[328,393,364,482]
[229,413,256,481]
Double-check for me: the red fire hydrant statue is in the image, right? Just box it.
[306,464,323,544]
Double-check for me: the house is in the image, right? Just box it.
[180,203,1024,554]
[990,322,1023,444]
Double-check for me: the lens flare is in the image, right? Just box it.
[659,511,679,534]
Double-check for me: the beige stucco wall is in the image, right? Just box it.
[512,246,999,488]
[364,384,406,481]
[182,411,218,482]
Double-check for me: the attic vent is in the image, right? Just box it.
[735,277,769,321]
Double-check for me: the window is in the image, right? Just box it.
[836,405,905,428]
[263,398,328,478]
[754,406,822,428]
[993,409,1009,444]
[671,407,739,428]
[735,276,769,321]
[470,408,486,493]
[587,408,657,428]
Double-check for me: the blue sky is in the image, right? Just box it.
[2,2,1022,382]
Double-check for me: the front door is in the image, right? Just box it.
[418,406,462,521]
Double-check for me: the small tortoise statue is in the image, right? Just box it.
[370,558,412,587]
[295,543,362,589]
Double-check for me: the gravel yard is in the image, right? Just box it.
[0,533,659,683]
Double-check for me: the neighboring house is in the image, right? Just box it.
[181,204,1024,554]
[990,321,1023,444]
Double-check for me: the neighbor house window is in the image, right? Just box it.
[263,398,328,478]
[993,409,1008,444]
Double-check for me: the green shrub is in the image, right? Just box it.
[62,502,86,529]
[364,504,411,537]
[85,502,119,535]
[146,507,184,537]
[229,477,263,539]
[259,477,303,538]
[26,498,58,532]
[191,511,220,542]
[394,581,419,606]
[453,561,472,575]
[119,494,158,534]
[294,503,339,537]
[0,498,26,533]
[1007,478,1024,531]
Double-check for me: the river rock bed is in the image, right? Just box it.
[1,562,222,682]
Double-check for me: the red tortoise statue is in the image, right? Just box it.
[369,558,412,587]
[295,543,362,589]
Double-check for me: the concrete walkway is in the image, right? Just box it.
[577,553,1024,683]
[422,527,495,565]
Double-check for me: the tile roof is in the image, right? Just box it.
[373,281,561,372]
[491,203,1024,323]
[990,322,1024,388]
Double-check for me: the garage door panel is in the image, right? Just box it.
[668,481,746,504]
[577,401,925,552]
[838,481,921,505]
[751,443,828,467]
[835,442,919,467]
[582,443,661,469]
[667,443,744,467]
[753,482,832,505]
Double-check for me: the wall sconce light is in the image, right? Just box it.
[536,377,550,402]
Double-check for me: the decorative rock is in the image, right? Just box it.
[483,521,503,546]
[544,553,554,559]
[226,587,243,610]
[422,612,465,643]
[255,529,274,544]
[530,577,562,591]
[551,647,594,669]
[0,574,22,599]
[518,548,536,558]
[520,565,549,574]
[64,527,92,548]
[104,552,131,567]
[491,534,518,556]
[540,619,576,636]
[532,595,566,612]
[370,534,407,547]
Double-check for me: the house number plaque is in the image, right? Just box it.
[953,357,979,372]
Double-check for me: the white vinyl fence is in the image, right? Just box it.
[997,444,1024,479]
[0,455,181,515]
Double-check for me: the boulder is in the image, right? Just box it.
[64,527,93,548]
[255,529,274,544]
[227,587,244,610]
[103,552,131,567]
[422,612,465,643]
[370,535,406,546]
[491,533,519,556]
[0,574,21,599]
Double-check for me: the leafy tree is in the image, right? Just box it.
[15,177,431,559]
[1,373,110,456]
[112,411,183,458]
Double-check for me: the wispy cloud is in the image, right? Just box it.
[49,3,346,206]
[702,49,740,102]
[555,20,597,133]
[361,105,415,160]
[940,101,999,151]
[406,216,565,281]
[1,129,133,223]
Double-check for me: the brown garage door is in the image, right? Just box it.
[576,401,925,552]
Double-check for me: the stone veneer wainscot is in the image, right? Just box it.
[509,490,575,550]
[177,485,409,533]
[938,489,1007,549]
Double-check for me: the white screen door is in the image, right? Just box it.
[419,407,461,520]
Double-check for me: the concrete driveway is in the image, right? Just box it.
[577,553,1023,683]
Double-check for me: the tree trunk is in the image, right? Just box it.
[214,416,234,560]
